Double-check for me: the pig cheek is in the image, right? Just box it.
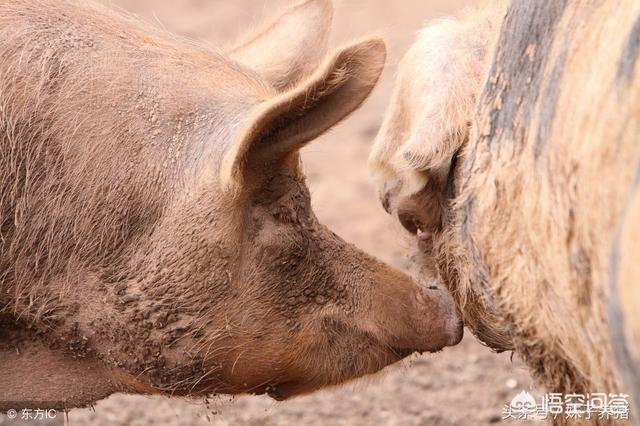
[252,228,347,317]
[238,242,345,385]
[217,241,312,375]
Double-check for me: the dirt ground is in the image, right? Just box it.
[60,0,537,424]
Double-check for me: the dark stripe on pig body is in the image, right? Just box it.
[478,0,567,156]
[457,1,569,290]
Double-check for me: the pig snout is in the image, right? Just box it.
[413,285,464,348]
[366,261,463,356]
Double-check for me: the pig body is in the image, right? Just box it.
[370,0,640,414]
[0,0,462,409]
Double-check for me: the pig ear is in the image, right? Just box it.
[227,0,333,91]
[221,39,387,191]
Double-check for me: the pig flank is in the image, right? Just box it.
[0,0,462,409]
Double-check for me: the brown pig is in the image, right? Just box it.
[0,0,462,409]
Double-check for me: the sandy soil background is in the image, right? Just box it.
[20,0,536,424]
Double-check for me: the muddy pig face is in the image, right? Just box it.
[127,0,463,400]
[205,165,462,400]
